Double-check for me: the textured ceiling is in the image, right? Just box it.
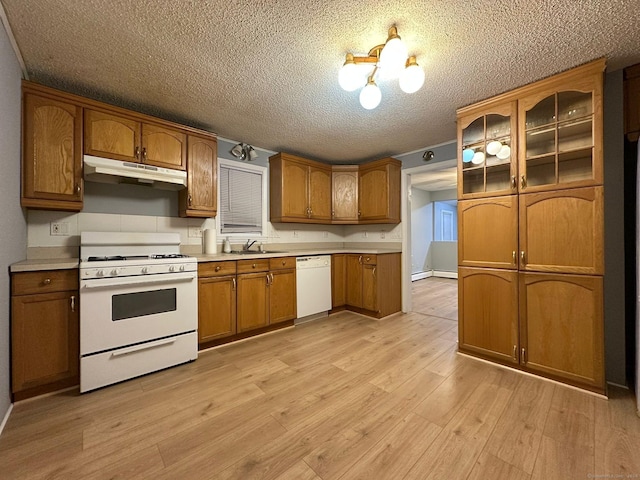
[411,167,458,191]
[2,0,640,163]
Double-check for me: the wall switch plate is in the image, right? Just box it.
[380,231,386,239]
[50,222,69,236]
[293,230,299,237]
[188,227,203,238]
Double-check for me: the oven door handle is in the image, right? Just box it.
[111,337,176,357]
[81,272,196,289]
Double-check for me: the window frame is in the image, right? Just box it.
[216,158,268,240]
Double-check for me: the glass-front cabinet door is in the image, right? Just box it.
[518,72,603,193]
[457,101,517,199]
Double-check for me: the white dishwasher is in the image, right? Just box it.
[296,255,332,319]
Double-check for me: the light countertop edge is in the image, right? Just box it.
[10,248,402,272]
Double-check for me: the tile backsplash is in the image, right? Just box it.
[26,210,402,258]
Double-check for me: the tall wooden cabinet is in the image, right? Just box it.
[457,59,606,393]
[22,88,83,211]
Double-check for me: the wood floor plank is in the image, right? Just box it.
[339,412,442,480]
[483,376,555,474]
[272,461,322,480]
[531,435,594,480]
[467,452,531,480]
[543,385,595,449]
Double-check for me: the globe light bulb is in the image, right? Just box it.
[378,27,408,76]
[359,80,382,110]
[399,57,425,93]
[338,54,365,92]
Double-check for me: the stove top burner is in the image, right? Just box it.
[87,254,189,262]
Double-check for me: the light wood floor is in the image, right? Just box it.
[1,278,639,479]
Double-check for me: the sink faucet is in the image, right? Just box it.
[244,239,257,251]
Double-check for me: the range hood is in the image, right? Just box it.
[83,155,187,191]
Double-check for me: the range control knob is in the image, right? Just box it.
[179,265,185,272]
[169,265,175,272]
[97,270,104,277]
[110,268,119,276]
[141,267,148,274]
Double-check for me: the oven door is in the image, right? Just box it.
[80,271,197,355]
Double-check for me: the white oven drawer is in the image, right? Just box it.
[80,331,197,392]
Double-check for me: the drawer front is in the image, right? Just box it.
[269,257,296,270]
[12,269,78,295]
[362,255,377,265]
[198,261,237,277]
[236,258,270,273]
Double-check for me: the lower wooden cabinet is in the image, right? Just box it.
[198,275,237,343]
[269,258,297,325]
[337,253,401,318]
[520,272,604,390]
[11,269,79,400]
[331,254,347,308]
[458,267,605,393]
[237,272,270,332]
[458,267,519,365]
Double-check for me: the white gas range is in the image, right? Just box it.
[79,232,198,392]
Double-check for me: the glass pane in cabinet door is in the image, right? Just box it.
[558,91,592,121]
[486,164,511,193]
[462,117,484,145]
[558,118,592,152]
[486,114,510,139]
[526,95,555,129]
[486,139,511,166]
[462,168,484,195]
[526,155,556,187]
[558,150,593,183]
[526,126,555,157]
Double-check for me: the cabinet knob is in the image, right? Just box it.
[358,211,361,217]
[282,260,286,266]
[142,147,148,161]
[365,257,370,262]
[188,194,193,206]
[135,146,140,159]
[215,265,221,272]
[252,263,256,268]
[75,184,81,194]
[520,175,527,189]
[43,278,51,285]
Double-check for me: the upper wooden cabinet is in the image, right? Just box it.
[457,100,517,199]
[458,195,518,269]
[518,61,604,193]
[269,153,331,223]
[358,157,401,224]
[85,109,187,170]
[179,135,218,217]
[22,90,83,211]
[332,166,359,223]
[624,63,640,142]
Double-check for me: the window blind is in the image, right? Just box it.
[219,164,263,234]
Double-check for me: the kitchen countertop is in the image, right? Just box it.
[10,248,402,273]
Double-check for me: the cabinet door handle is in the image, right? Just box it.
[332,210,335,217]
[135,146,140,159]
[188,194,193,206]
[520,251,526,266]
[270,273,274,284]
[372,267,376,278]
[43,278,52,285]
[511,175,516,190]
[76,184,81,194]
[513,345,517,360]
[520,175,526,189]
[512,251,517,265]
[266,273,271,285]
[521,347,527,363]
[232,278,236,290]
[358,255,362,264]
[142,147,148,161]
[70,295,76,313]
[358,211,361,217]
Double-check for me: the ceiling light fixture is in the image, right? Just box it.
[339,25,425,109]
[230,143,258,161]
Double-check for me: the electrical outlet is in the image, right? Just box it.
[293,230,299,237]
[50,222,69,236]
[188,227,203,238]
[323,231,328,238]
[362,231,368,238]
[380,231,386,239]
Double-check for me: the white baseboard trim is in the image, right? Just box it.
[433,270,458,279]
[0,403,13,437]
[411,271,433,282]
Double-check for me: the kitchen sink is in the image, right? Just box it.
[229,250,288,255]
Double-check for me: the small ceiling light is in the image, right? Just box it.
[399,56,425,94]
[359,76,382,110]
[423,150,434,161]
[339,25,424,109]
[230,143,258,161]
